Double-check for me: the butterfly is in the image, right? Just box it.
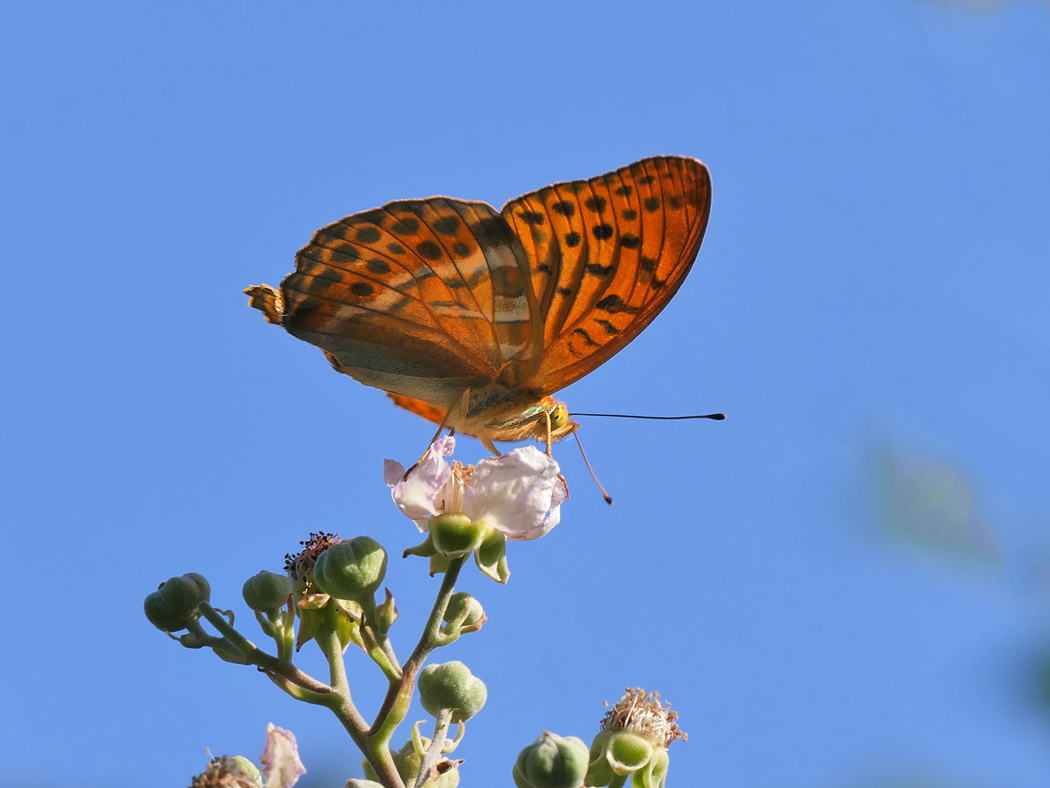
[245,155,711,456]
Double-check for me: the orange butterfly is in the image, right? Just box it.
[245,155,711,455]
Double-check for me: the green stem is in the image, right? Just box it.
[360,595,404,680]
[369,556,467,747]
[320,621,404,788]
[414,708,452,788]
[198,603,330,694]
[262,669,332,705]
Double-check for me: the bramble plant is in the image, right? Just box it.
[146,438,685,788]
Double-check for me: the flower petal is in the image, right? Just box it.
[462,446,563,540]
[261,723,306,788]
[386,437,456,521]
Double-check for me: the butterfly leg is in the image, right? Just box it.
[410,389,471,470]
[541,410,553,457]
[481,437,501,457]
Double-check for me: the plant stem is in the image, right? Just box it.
[414,708,453,788]
[198,603,330,694]
[319,608,404,788]
[369,556,467,747]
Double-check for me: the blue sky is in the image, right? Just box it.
[3,2,1049,786]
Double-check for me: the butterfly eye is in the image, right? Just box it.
[550,403,569,430]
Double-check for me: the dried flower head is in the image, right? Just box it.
[600,688,686,748]
[284,532,340,584]
[190,755,261,788]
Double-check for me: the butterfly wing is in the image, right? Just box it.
[386,393,449,426]
[248,198,545,407]
[500,155,711,395]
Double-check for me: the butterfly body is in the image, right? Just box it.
[246,156,711,453]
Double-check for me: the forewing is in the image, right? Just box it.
[501,156,711,394]
[260,198,543,404]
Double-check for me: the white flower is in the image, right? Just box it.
[260,723,306,788]
[384,437,566,541]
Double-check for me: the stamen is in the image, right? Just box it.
[600,687,687,746]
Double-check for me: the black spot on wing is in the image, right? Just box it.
[350,282,375,298]
[596,319,618,335]
[584,196,607,214]
[470,216,506,239]
[355,227,382,243]
[315,268,344,283]
[452,242,471,257]
[586,263,614,277]
[572,328,600,348]
[592,223,613,241]
[416,240,443,261]
[432,216,461,235]
[614,185,633,197]
[643,197,660,212]
[366,258,391,275]
[328,245,361,265]
[517,210,545,225]
[356,209,387,226]
[621,209,637,221]
[596,294,639,314]
[620,234,640,249]
[564,231,581,248]
[551,200,575,217]
[392,217,420,234]
[386,242,404,255]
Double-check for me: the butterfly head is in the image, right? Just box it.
[544,400,580,443]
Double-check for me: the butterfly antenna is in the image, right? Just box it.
[572,412,727,421]
[573,432,613,505]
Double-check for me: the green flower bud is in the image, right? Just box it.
[418,661,487,723]
[442,592,486,636]
[430,513,486,559]
[513,731,589,788]
[312,537,387,602]
[144,572,210,632]
[376,588,398,635]
[242,570,293,615]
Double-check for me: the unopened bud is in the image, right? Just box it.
[442,592,486,636]
[242,570,293,615]
[418,661,487,723]
[312,537,387,603]
[376,588,398,635]
[513,731,588,788]
[144,573,210,632]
